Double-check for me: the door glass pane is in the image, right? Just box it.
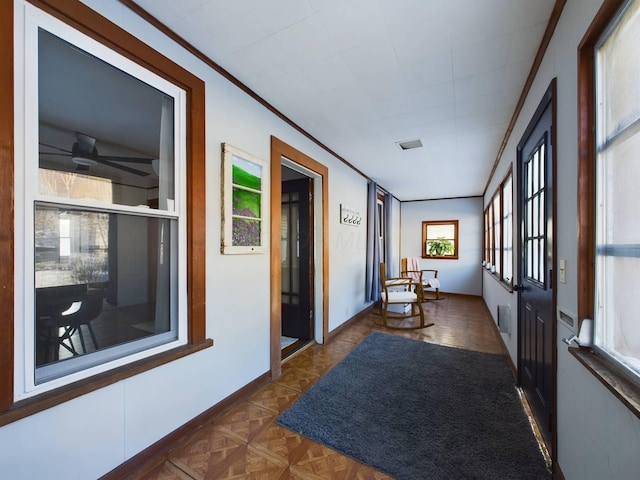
[532,150,539,194]
[524,142,546,284]
[539,143,546,188]
[291,203,299,295]
[281,204,289,292]
[527,160,533,198]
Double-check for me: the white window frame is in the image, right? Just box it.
[15,5,188,399]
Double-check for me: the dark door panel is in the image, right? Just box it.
[517,85,555,452]
[281,177,313,341]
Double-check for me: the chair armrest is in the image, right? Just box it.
[419,269,438,278]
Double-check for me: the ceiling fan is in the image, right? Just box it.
[39,132,154,177]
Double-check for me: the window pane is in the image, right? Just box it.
[232,218,261,247]
[35,204,176,377]
[493,195,501,274]
[232,187,261,218]
[427,224,454,239]
[598,0,640,140]
[599,133,640,243]
[502,176,513,283]
[596,255,640,371]
[38,29,175,210]
[232,155,262,190]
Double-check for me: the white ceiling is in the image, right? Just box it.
[133,0,556,200]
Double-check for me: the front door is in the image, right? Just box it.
[281,177,313,343]
[516,82,556,452]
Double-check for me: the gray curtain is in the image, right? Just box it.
[365,181,381,302]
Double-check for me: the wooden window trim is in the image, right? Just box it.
[422,220,459,260]
[0,0,210,423]
[577,0,640,418]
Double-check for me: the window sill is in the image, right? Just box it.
[569,346,640,419]
[482,268,513,293]
[422,256,459,260]
[0,339,213,427]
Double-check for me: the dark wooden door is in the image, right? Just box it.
[516,85,555,451]
[281,178,313,340]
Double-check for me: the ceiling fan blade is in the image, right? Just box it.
[39,152,72,157]
[94,158,150,176]
[39,142,72,154]
[96,155,154,164]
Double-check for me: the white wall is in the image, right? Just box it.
[400,197,483,296]
[482,0,640,478]
[1,1,373,478]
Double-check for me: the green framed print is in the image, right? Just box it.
[221,143,268,254]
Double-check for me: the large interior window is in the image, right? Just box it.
[593,0,640,383]
[483,169,513,287]
[501,175,513,285]
[22,8,189,393]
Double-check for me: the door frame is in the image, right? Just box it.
[270,136,328,379]
[516,78,557,462]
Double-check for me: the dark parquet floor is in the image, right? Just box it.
[133,294,534,480]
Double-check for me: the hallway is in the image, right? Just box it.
[133,294,543,479]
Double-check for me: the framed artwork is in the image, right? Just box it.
[221,143,268,254]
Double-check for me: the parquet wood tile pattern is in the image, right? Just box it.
[135,294,510,479]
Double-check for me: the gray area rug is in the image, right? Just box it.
[277,332,551,479]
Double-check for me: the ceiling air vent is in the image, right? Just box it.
[396,139,423,150]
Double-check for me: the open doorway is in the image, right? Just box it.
[281,167,314,358]
[270,136,328,380]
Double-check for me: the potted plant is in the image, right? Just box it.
[427,237,455,257]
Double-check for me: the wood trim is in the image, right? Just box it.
[577,0,625,322]
[483,0,566,195]
[270,136,329,380]
[0,0,14,412]
[402,195,482,203]
[187,80,207,344]
[101,371,271,480]
[0,0,209,418]
[270,148,283,379]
